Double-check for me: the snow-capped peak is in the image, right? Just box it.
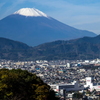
[13,8,48,17]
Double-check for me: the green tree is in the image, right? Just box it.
[0,69,59,100]
[73,92,83,99]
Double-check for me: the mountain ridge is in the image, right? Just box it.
[31,35,100,60]
[0,35,100,60]
[0,8,96,46]
[0,37,31,60]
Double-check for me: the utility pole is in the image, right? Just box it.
[63,89,66,100]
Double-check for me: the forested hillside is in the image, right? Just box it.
[1,35,100,61]
[0,69,59,100]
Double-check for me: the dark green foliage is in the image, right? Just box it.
[0,69,59,100]
[0,37,32,60]
[31,35,100,60]
[73,92,83,99]
[1,35,100,61]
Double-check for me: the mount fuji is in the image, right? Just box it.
[0,8,96,46]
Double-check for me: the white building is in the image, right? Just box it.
[50,81,84,93]
[67,63,70,68]
[84,77,100,91]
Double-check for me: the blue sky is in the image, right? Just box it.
[0,0,100,34]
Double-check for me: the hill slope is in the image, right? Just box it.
[31,35,100,60]
[0,8,96,46]
[0,37,31,60]
[0,69,58,100]
[1,35,100,60]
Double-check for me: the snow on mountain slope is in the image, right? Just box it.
[13,8,48,17]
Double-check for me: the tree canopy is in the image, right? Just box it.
[0,69,59,100]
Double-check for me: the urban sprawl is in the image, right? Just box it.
[1,59,100,100]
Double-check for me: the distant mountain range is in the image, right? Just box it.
[0,8,96,46]
[1,35,100,61]
[31,35,100,60]
[0,37,32,60]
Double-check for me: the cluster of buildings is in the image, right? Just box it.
[0,59,100,99]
